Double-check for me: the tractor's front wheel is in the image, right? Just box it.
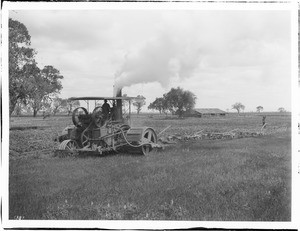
[58,139,79,151]
[80,129,91,148]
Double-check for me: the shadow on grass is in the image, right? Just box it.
[74,150,145,159]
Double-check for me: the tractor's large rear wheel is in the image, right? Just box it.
[72,107,88,126]
[141,128,157,155]
[124,127,158,155]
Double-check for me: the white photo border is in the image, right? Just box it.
[1,0,298,229]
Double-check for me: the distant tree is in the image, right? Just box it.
[278,107,286,113]
[95,101,102,108]
[256,106,264,113]
[148,97,165,114]
[9,18,36,116]
[13,100,24,116]
[52,97,67,115]
[163,87,196,118]
[12,101,34,116]
[41,100,52,115]
[27,65,63,117]
[133,95,146,114]
[232,102,245,114]
[66,99,80,116]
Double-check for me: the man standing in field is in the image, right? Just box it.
[262,115,267,127]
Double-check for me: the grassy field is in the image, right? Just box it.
[8,113,291,220]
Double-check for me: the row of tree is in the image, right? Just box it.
[13,97,81,116]
[133,93,287,116]
[231,103,286,114]
[9,18,63,117]
[16,96,287,117]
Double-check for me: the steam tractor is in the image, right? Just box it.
[56,95,159,155]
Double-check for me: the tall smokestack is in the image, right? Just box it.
[115,87,123,121]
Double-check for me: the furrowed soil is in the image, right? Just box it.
[8,113,291,220]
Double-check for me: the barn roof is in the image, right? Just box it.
[69,96,137,101]
[194,108,227,114]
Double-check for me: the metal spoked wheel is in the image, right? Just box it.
[72,107,88,127]
[80,129,91,147]
[58,139,79,151]
[92,106,103,127]
[141,128,157,155]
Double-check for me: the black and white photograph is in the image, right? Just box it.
[1,0,298,229]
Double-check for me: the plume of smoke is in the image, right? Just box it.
[114,26,203,91]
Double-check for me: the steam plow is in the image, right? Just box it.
[54,90,289,157]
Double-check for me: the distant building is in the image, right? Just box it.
[187,108,227,117]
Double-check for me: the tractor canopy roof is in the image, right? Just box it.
[68,96,137,101]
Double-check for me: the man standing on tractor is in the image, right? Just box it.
[102,99,110,121]
[111,101,117,121]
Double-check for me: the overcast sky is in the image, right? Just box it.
[10,9,291,112]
